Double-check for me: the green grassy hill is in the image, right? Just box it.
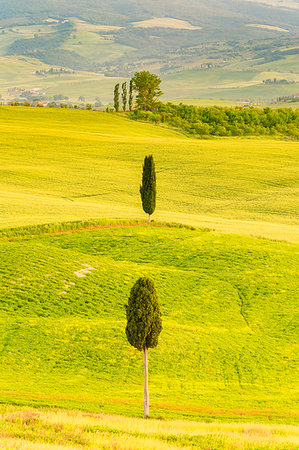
[0,107,298,434]
[0,107,298,242]
[162,68,299,102]
[0,223,298,424]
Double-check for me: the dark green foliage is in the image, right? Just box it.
[130,103,299,138]
[131,72,162,111]
[140,155,156,217]
[129,80,134,111]
[122,82,127,111]
[114,84,120,112]
[125,277,162,351]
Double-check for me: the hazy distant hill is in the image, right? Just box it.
[1,0,299,29]
[0,0,298,102]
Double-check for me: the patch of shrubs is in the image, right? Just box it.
[130,103,299,138]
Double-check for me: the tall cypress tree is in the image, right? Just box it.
[129,79,134,111]
[113,83,120,112]
[140,155,156,223]
[125,277,162,418]
[122,82,127,111]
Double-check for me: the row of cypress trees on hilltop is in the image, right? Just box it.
[113,80,134,112]
[125,154,160,418]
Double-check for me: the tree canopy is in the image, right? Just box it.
[131,71,163,111]
[125,277,162,351]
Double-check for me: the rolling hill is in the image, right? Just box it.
[1,0,299,29]
[0,106,298,241]
[0,223,298,424]
[0,105,298,447]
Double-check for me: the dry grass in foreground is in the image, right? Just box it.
[0,406,298,449]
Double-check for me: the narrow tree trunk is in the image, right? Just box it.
[144,347,149,418]
[148,214,151,224]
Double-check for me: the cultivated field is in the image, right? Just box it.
[131,17,202,30]
[246,24,290,33]
[0,107,298,242]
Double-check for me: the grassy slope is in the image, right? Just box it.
[0,56,121,103]
[0,107,298,242]
[0,224,298,423]
[1,406,299,449]
[162,68,299,101]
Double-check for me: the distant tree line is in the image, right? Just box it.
[263,78,294,85]
[130,103,299,138]
[35,68,76,76]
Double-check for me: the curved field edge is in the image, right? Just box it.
[0,406,299,450]
[0,219,197,239]
[0,223,298,424]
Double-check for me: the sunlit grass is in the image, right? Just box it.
[0,223,297,421]
[0,405,298,449]
[0,107,298,241]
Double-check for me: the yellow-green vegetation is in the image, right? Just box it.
[1,405,298,449]
[0,223,298,423]
[0,106,298,242]
[0,104,298,449]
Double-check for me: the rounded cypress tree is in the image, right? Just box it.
[140,155,156,223]
[125,277,162,418]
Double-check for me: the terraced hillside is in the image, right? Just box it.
[0,107,298,242]
[0,223,298,423]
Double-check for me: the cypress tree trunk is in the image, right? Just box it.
[144,347,149,418]
[148,214,151,223]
